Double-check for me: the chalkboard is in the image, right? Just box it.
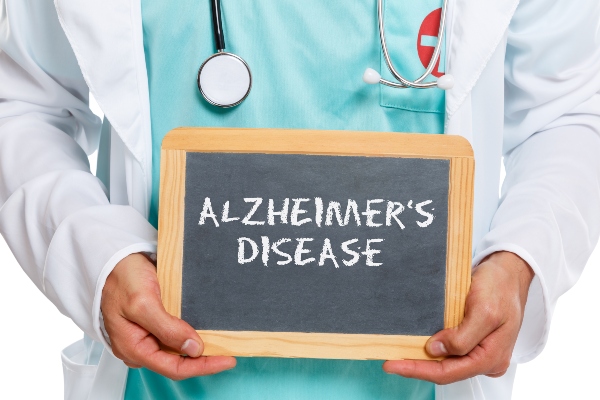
[158,128,474,361]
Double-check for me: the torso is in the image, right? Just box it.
[134,0,446,398]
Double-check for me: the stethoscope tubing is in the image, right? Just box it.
[211,0,226,52]
[378,0,448,89]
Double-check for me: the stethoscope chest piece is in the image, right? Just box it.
[198,0,251,108]
[198,52,252,108]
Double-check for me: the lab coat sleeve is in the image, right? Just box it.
[0,1,156,348]
[473,0,600,363]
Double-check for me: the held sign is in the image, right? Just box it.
[184,153,447,336]
[157,128,474,360]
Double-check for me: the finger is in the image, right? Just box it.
[124,292,204,357]
[132,334,236,380]
[426,304,502,357]
[124,361,142,369]
[383,345,489,385]
[107,313,236,379]
[485,371,507,378]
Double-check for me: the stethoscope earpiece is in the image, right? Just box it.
[362,68,382,85]
[436,74,454,90]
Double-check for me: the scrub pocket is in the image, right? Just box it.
[61,339,99,400]
[379,0,446,114]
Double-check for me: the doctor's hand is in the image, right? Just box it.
[101,253,237,380]
[383,251,534,384]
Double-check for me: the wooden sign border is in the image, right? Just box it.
[158,127,474,360]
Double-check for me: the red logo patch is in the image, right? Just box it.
[417,8,444,78]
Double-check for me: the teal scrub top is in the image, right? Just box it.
[129,0,445,398]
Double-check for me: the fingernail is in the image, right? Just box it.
[181,339,202,357]
[383,361,408,375]
[428,341,448,356]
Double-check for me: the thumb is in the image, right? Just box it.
[126,295,205,358]
[425,309,499,357]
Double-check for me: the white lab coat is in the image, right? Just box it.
[1,0,599,399]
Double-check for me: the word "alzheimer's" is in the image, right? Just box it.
[197,197,436,268]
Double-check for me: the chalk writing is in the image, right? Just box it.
[198,197,435,267]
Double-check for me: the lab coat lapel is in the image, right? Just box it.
[53,0,152,203]
[446,0,520,117]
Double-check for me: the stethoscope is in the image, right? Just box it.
[198,0,453,108]
[197,0,252,108]
[363,0,454,90]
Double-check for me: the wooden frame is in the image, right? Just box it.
[158,127,474,360]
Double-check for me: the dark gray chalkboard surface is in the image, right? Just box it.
[157,128,474,360]
[182,153,449,336]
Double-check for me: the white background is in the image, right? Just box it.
[0,99,598,398]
